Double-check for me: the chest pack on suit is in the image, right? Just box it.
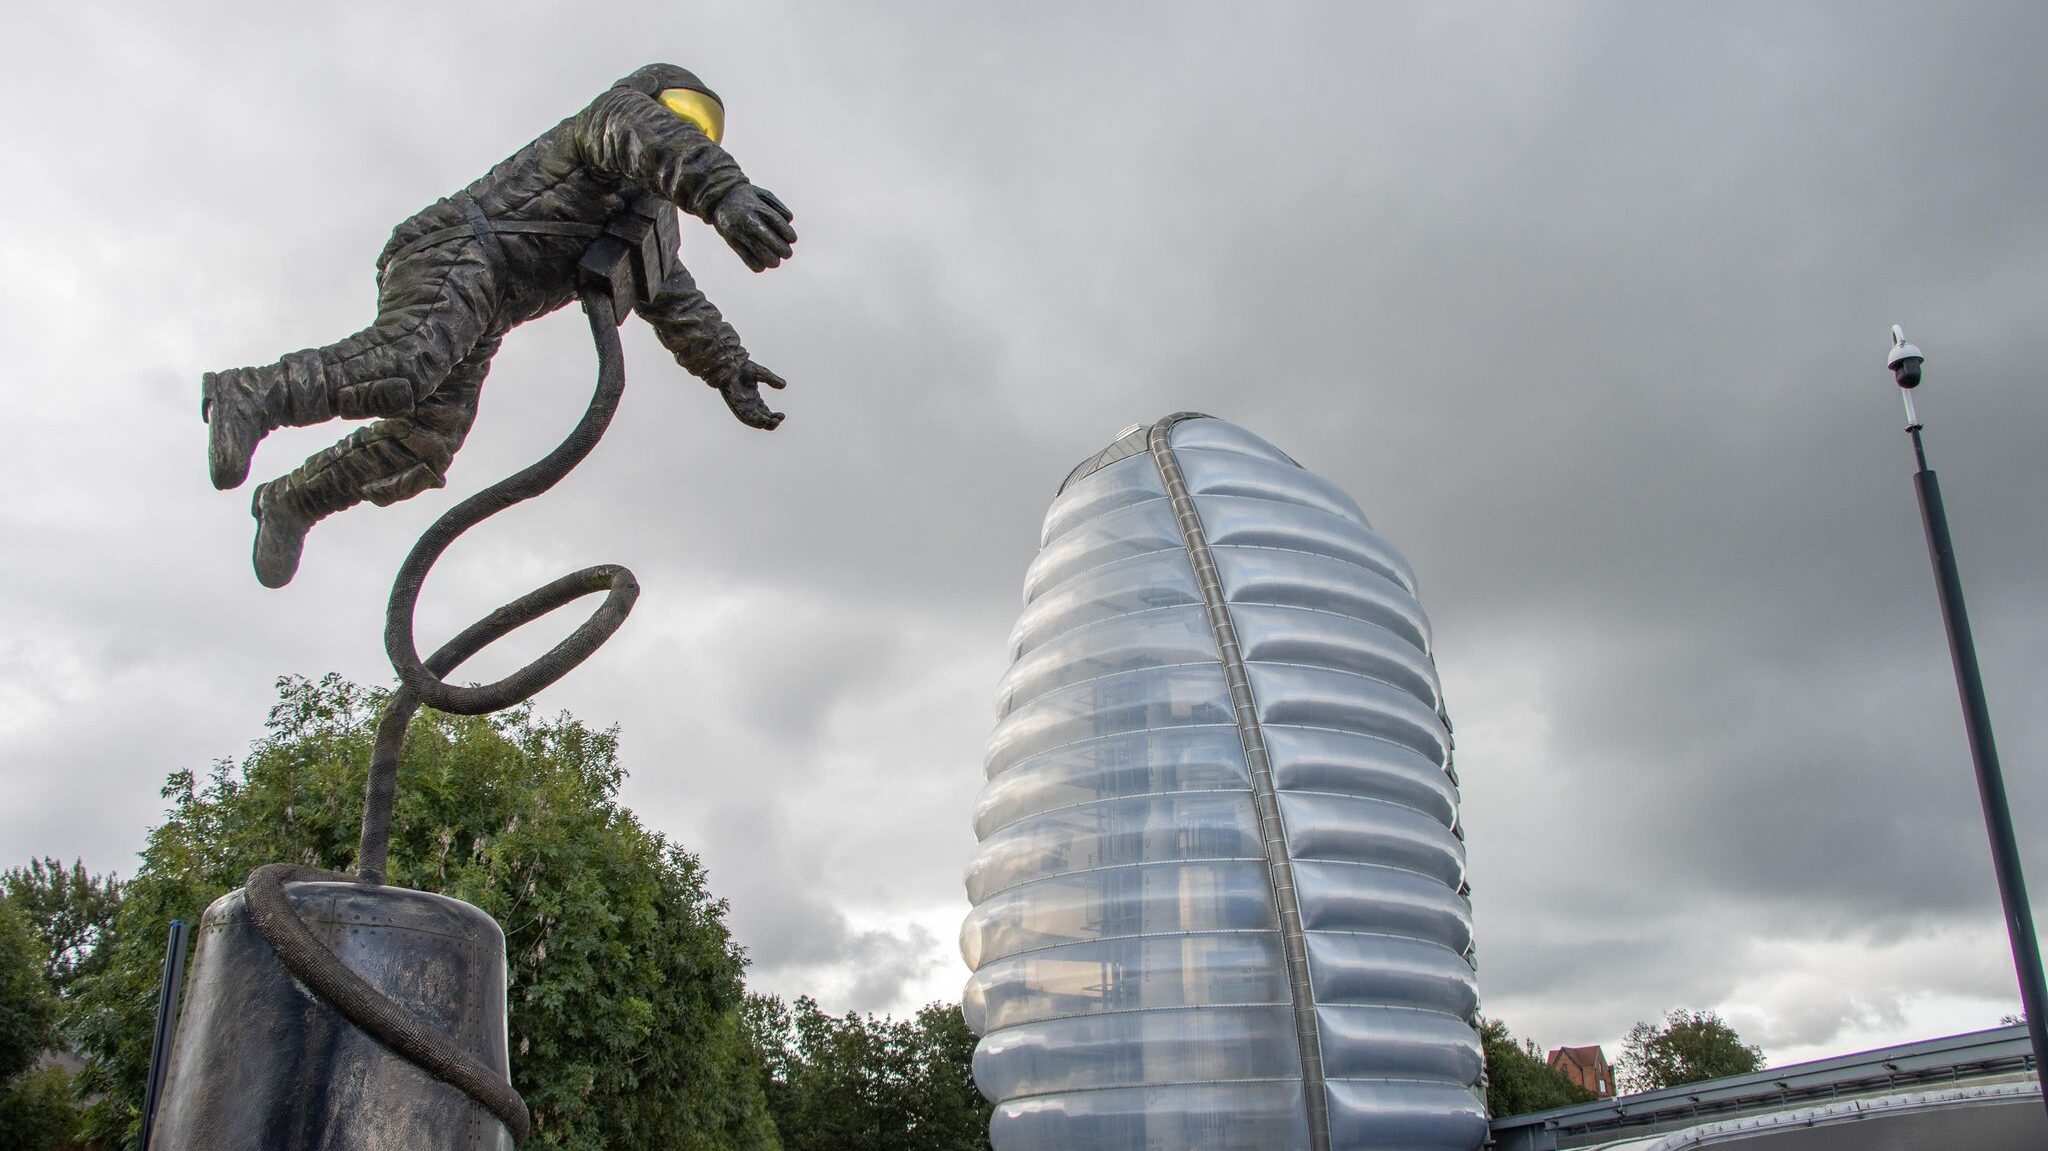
[578,193,685,320]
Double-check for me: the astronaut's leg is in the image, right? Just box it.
[204,241,500,491]
[247,335,499,588]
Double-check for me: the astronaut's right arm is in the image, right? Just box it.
[639,267,787,430]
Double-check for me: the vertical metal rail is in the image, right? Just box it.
[1148,413,1331,1151]
[139,918,192,1151]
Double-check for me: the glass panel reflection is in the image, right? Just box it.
[967,932,1289,1031]
[1023,499,1182,602]
[996,606,1219,718]
[973,727,1250,838]
[1041,452,1167,547]
[973,1006,1303,1100]
[984,665,1234,778]
[961,860,1276,968]
[992,1081,1310,1151]
[965,790,1265,902]
[1009,551,1203,660]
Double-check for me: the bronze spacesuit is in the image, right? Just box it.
[202,64,797,587]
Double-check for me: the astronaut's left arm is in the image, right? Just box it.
[576,90,797,272]
[577,88,747,218]
[639,267,786,430]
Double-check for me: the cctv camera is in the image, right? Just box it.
[1889,325,1924,389]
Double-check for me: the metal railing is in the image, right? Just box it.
[1490,1024,2036,1150]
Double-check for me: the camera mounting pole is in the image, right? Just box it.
[1888,326,2048,1110]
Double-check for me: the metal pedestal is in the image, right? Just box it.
[152,881,514,1151]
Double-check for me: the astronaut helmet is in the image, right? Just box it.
[616,63,725,144]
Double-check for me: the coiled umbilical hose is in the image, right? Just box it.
[245,288,642,1146]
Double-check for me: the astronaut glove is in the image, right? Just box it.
[716,359,787,430]
[712,184,798,271]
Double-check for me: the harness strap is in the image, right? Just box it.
[383,201,605,266]
[457,196,507,266]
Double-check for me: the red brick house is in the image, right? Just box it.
[1547,1044,1615,1098]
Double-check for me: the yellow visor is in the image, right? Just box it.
[658,88,725,144]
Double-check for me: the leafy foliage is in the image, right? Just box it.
[0,892,81,1150]
[68,673,777,1151]
[2,858,123,999]
[0,894,59,1087]
[1478,1016,1593,1117]
[1617,1009,1764,1093]
[0,1064,84,1150]
[747,994,991,1151]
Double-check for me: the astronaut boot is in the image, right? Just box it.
[250,481,318,589]
[205,356,416,491]
[249,443,372,588]
[202,366,287,491]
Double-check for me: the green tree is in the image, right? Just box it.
[747,995,991,1151]
[0,892,80,1149]
[3,857,123,997]
[0,1062,84,1150]
[1478,1016,1593,1117]
[0,895,59,1092]
[1617,1009,1764,1093]
[68,673,778,1151]
[899,1002,988,1148]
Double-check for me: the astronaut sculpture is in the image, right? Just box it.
[202,62,797,587]
[151,66,801,1150]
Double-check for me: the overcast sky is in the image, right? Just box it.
[3,2,2046,1070]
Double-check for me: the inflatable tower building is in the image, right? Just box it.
[962,415,1485,1150]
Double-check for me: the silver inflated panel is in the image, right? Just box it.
[990,1081,1310,1151]
[971,727,1252,839]
[1324,1078,1490,1150]
[1022,498,1183,603]
[983,664,1238,779]
[965,931,1291,1032]
[1008,551,1206,661]
[1042,452,1168,548]
[995,605,1221,717]
[964,789,1266,903]
[960,859,1278,969]
[973,1005,1305,1100]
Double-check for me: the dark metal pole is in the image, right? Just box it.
[139,918,191,1151]
[1890,327,2048,1102]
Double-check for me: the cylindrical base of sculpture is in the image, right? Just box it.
[152,881,515,1151]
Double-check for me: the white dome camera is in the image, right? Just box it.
[1889,324,1924,389]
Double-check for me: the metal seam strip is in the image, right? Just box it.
[1147,413,1331,1151]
